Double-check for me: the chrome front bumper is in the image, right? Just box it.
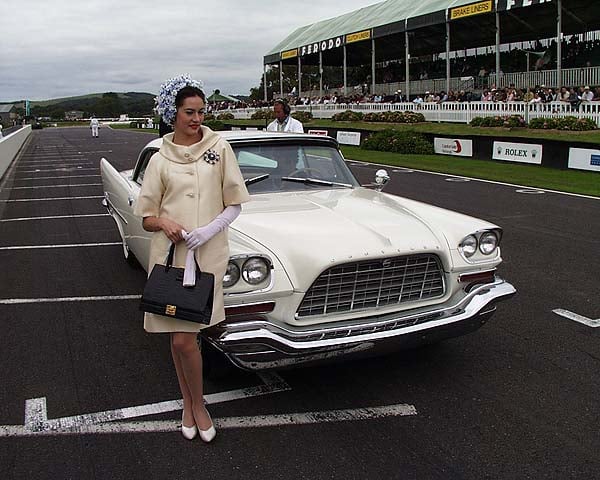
[203,278,516,371]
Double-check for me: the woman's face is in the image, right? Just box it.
[174,95,205,138]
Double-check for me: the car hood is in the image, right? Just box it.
[232,188,455,291]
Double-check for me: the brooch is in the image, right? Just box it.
[204,149,220,165]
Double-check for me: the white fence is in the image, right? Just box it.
[228,101,600,126]
[489,66,600,91]
[295,66,600,98]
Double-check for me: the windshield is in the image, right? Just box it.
[232,142,360,194]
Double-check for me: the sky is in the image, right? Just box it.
[0,0,382,102]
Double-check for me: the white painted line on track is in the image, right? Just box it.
[516,188,545,194]
[19,156,88,165]
[10,183,102,190]
[19,168,97,173]
[0,294,140,305]
[0,213,109,223]
[15,175,101,181]
[16,163,93,168]
[346,158,600,200]
[0,195,104,203]
[0,242,120,251]
[552,309,600,327]
[445,177,471,182]
[2,373,297,436]
[2,404,415,437]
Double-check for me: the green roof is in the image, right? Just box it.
[266,0,491,57]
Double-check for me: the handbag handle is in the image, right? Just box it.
[165,243,203,273]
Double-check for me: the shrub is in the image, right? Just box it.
[203,119,226,131]
[203,113,215,121]
[129,121,138,128]
[503,115,527,128]
[529,116,597,131]
[251,109,276,120]
[291,111,313,123]
[363,111,425,124]
[361,129,434,155]
[332,110,364,121]
[216,112,235,120]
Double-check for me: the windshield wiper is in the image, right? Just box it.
[245,174,269,186]
[281,176,352,188]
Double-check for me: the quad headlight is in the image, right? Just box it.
[459,230,501,261]
[460,235,478,258]
[479,231,499,255]
[223,262,240,288]
[242,257,270,285]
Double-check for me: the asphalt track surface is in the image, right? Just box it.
[0,126,599,480]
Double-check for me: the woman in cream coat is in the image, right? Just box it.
[134,76,249,442]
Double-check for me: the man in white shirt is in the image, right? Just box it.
[90,116,100,137]
[267,100,304,133]
[581,86,594,102]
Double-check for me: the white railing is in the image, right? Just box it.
[294,66,600,97]
[489,66,600,89]
[228,101,600,126]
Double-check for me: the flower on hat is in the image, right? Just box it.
[155,74,204,126]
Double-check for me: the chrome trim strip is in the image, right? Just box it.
[104,195,128,225]
[208,278,515,354]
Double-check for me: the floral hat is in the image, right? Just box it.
[155,74,204,126]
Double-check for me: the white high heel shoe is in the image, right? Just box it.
[181,412,198,440]
[198,409,216,443]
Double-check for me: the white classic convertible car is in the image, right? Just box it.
[101,131,516,371]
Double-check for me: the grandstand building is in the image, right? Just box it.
[263,0,599,100]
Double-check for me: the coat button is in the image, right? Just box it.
[186,193,194,198]
[184,153,190,158]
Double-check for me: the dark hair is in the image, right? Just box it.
[274,99,291,115]
[175,85,206,109]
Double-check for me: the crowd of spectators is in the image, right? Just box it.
[309,36,600,90]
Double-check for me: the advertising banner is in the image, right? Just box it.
[281,49,298,60]
[450,1,493,20]
[497,0,553,11]
[300,36,344,57]
[307,129,329,136]
[492,141,542,164]
[346,30,371,44]
[568,148,600,172]
[336,131,361,146]
[434,138,473,157]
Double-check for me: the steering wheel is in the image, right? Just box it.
[288,167,323,179]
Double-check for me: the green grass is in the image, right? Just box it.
[225,119,600,144]
[340,146,600,197]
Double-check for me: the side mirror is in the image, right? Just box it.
[374,169,390,192]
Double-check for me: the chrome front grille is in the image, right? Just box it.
[297,254,445,318]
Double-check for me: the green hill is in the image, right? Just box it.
[30,92,156,118]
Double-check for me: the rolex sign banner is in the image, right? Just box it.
[492,141,542,164]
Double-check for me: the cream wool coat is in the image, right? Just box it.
[134,127,250,333]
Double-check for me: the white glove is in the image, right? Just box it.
[182,204,241,250]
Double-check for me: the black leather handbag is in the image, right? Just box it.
[139,244,214,325]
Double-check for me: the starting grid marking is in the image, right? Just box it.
[0,196,104,203]
[553,309,600,328]
[0,213,109,223]
[0,370,417,437]
[0,242,121,251]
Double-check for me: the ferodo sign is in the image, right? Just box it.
[497,0,553,11]
[434,138,473,157]
[299,36,344,57]
[493,141,542,164]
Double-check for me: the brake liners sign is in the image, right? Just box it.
[450,1,493,19]
[346,30,371,44]
[281,49,298,60]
